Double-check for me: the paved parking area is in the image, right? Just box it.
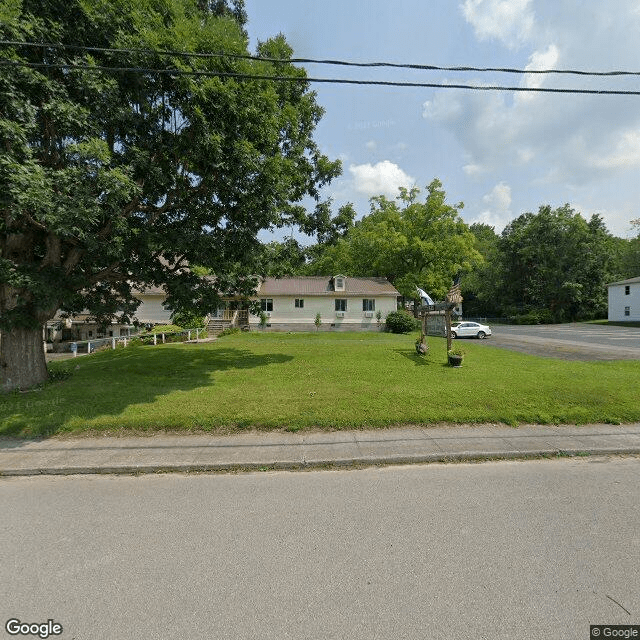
[470,323,640,360]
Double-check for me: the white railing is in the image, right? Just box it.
[58,327,207,356]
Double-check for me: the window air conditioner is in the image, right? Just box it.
[336,311,345,318]
[364,311,374,318]
[266,312,272,317]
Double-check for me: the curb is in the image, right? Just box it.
[3,447,640,477]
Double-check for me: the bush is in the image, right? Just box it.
[385,310,419,334]
[171,311,206,329]
[218,327,240,337]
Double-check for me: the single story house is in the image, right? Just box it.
[45,275,401,341]
[134,275,401,332]
[607,276,640,322]
[248,275,400,331]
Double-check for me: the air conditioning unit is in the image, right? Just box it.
[336,311,345,318]
[364,311,374,318]
[266,312,272,317]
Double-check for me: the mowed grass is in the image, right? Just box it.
[2,331,640,437]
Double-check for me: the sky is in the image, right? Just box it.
[244,0,640,242]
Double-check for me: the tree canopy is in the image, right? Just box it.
[0,0,340,390]
[305,179,482,300]
[463,205,619,322]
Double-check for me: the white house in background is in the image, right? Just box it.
[249,275,399,331]
[607,276,640,322]
[134,285,173,325]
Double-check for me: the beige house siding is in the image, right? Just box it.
[134,293,172,325]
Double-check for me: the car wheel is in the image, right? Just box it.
[451,331,457,339]
[477,331,486,339]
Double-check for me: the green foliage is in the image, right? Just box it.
[384,310,418,334]
[305,180,481,299]
[498,206,615,322]
[218,327,240,337]
[314,312,322,330]
[259,238,307,277]
[148,324,183,334]
[258,311,268,329]
[0,0,340,388]
[171,311,206,329]
[464,205,619,322]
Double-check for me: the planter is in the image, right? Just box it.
[448,354,463,367]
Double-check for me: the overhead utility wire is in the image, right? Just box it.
[2,60,640,95]
[1,39,640,77]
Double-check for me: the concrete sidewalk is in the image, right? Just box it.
[2,424,640,476]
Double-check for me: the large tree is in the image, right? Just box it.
[497,205,616,321]
[306,180,481,300]
[0,0,340,391]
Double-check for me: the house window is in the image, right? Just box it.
[335,277,344,289]
[362,299,375,312]
[625,306,631,316]
[260,298,273,312]
[335,299,347,312]
[625,285,631,295]
[295,298,304,308]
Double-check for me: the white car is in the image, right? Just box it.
[449,321,492,339]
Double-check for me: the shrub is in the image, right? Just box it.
[218,327,240,337]
[385,310,419,334]
[171,311,206,329]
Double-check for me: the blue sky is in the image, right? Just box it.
[245,0,640,241]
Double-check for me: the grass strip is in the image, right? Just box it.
[2,331,639,437]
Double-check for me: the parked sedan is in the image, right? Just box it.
[449,321,492,339]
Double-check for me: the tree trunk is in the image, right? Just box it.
[0,326,48,392]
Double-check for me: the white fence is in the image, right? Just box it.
[52,328,208,356]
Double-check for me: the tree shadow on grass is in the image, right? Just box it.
[0,345,293,440]
[393,349,433,366]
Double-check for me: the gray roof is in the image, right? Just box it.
[258,276,399,296]
[607,276,640,286]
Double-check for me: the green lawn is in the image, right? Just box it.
[2,331,640,437]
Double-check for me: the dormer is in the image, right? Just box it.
[333,274,346,292]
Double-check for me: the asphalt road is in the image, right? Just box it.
[2,458,639,640]
[468,322,640,360]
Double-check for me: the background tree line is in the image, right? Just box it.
[263,195,640,324]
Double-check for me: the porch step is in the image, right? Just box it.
[207,320,231,336]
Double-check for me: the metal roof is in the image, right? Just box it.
[257,276,399,296]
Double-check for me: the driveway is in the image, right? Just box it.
[470,323,640,360]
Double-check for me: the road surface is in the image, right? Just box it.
[2,458,639,639]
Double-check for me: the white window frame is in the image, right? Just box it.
[260,298,273,312]
[335,299,347,312]
[295,298,304,309]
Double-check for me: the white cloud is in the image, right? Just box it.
[461,0,535,48]
[588,129,640,169]
[515,44,560,104]
[428,0,640,199]
[365,140,377,151]
[483,182,512,210]
[474,182,513,231]
[349,161,415,198]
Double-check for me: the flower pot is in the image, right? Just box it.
[448,354,463,367]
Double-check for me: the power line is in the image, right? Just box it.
[1,59,639,95]
[2,39,640,77]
